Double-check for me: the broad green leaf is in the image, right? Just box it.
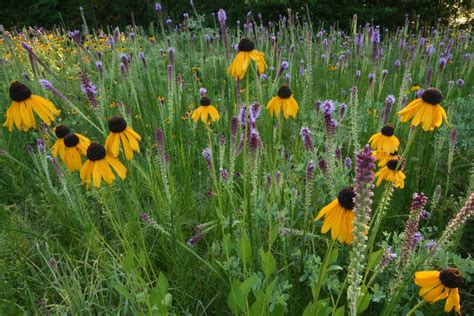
[238,233,251,266]
[260,248,276,277]
[356,285,370,313]
[367,249,384,271]
[334,305,345,316]
[112,282,132,300]
[269,223,280,246]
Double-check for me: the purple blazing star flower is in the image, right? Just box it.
[456,79,464,88]
[415,89,425,99]
[368,72,376,85]
[319,159,328,173]
[320,100,335,115]
[339,103,347,117]
[300,126,314,151]
[344,157,352,169]
[79,71,98,107]
[202,148,213,170]
[355,70,361,80]
[37,138,45,152]
[155,2,162,12]
[199,87,207,97]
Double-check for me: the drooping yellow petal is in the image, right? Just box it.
[315,199,338,221]
[120,132,134,160]
[92,161,103,188]
[208,106,220,121]
[105,155,127,180]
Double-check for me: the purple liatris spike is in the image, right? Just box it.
[368,72,375,85]
[248,129,261,152]
[80,70,98,107]
[230,116,239,144]
[339,103,347,118]
[155,2,162,12]
[344,157,352,169]
[220,168,229,182]
[456,79,464,88]
[249,102,261,124]
[300,126,314,151]
[138,51,146,67]
[37,138,45,152]
[47,155,64,178]
[378,246,397,271]
[398,192,428,267]
[415,89,425,99]
[346,144,375,313]
[202,148,214,173]
[318,159,328,173]
[320,100,335,115]
[306,160,316,181]
[380,94,396,125]
[39,79,65,99]
[199,87,207,97]
[95,61,103,73]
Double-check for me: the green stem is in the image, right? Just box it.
[406,300,425,316]
[313,239,336,306]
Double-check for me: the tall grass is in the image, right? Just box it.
[0,8,472,315]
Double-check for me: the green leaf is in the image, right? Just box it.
[315,298,331,316]
[223,233,232,257]
[367,249,384,271]
[228,280,244,315]
[249,291,266,316]
[269,223,280,246]
[123,251,135,273]
[327,265,343,272]
[334,305,345,316]
[112,282,132,300]
[157,272,169,297]
[238,233,251,266]
[356,285,370,313]
[302,302,315,316]
[328,247,339,265]
[260,248,276,277]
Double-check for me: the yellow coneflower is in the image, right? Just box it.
[375,159,406,188]
[80,143,127,189]
[314,186,355,244]
[61,133,90,172]
[52,125,71,161]
[398,88,448,132]
[414,268,462,313]
[105,116,141,161]
[266,85,299,119]
[228,38,267,80]
[191,96,220,125]
[3,81,60,132]
[372,150,398,167]
[368,125,400,154]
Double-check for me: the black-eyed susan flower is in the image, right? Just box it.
[105,116,141,161]
[3,81,60,132]
[52,125,71,161]
[266,85,299,119]
[414,268,462,313]
[80,143,127,189]
[368,125,400,154]
[398,88,448,132]
[228,38,267,80]
[191,97,220,125]
[375,159,406,188]
[372,150,398,167]
[61,133,90,172]
[315,186,356,244]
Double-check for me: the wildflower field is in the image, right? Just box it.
[0,6,473,315]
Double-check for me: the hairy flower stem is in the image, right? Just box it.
[406,300,426,316]
[364,184,393,282]
[313,239,336,305]
[396,126,418,171]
